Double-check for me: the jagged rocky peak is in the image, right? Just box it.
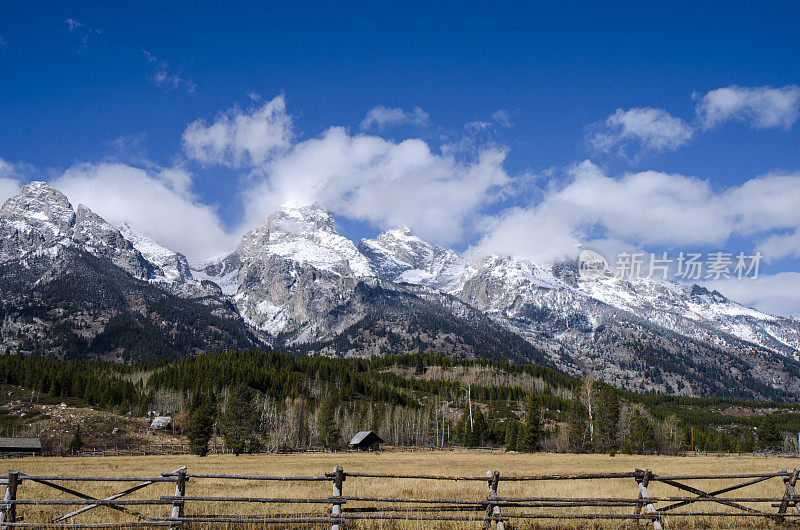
[118,224,193,282]
[266,201,338,234]
[361,226,435,271]
[469,254,567,290]
[238,202,374,277]
[73,206,150,280]
[359,226,467,290]
[0,181,77,260]
[0,181,76,231]
[549,258,579,287]
[0,182,75,242]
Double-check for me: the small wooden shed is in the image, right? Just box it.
[348,430,384,451]
[0,437,42,456]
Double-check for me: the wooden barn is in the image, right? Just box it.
[0,437,42,456]
[348,431,384,451]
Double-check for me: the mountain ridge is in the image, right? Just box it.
[2,181,799,400]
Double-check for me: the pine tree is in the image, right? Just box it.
[219,384,260,455]
[415,354,425,375]
[757,414,782,451]
[455,410,471,446]
[628,409,656,454]
[593,385,619,453]
[68,425,83,455]
[566,394,588,453]
[504,419,519,451]
[317,394,341,449]
[518,394,543,452]
[471,408,487,447]
[187,391,216,456]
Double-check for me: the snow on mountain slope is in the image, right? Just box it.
[118,223,193,282]
[358,226,467,291]
[73,206,150,279]
[0,182,149,279]
[3,183,800,398]
[191,253,240,296]
[238,203,374,278]
[0,181,76,262]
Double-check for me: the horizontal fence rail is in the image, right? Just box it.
[0,466,798,528]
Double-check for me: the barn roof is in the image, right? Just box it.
[349,431,384,445]
[0,437,41,450]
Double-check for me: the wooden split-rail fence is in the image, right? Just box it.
[0,466,798,528]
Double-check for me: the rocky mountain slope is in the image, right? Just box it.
[2,182,800,399]
[0,183,258,361]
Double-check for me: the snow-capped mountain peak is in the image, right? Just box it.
[0,181,76,260]
[118,223,193,283]
[238,202,374,277]
[359,226,467,290]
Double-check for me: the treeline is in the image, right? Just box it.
[0,351,145,411]
[1,349,798,454]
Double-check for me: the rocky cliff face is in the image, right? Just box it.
[2,182,800,400]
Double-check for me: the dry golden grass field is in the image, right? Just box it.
[4,451,800,528]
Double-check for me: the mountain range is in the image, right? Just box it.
[2,181,799,400]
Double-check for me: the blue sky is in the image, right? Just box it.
[1,2,800,314]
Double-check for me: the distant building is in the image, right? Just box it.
[0,437,42,456]
[348,431,384,451]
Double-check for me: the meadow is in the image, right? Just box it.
[4,451,799,528]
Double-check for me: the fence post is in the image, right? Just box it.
[0,471,17,530]
[169,467,187,528]
[634,468,661,529]
[485,470,504,530]
[332,466,344,530]
[777,468,798,521]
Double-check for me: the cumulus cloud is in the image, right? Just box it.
[0,158,32,202]
[705,273,800,316]
[183,95,292,168]
[360,105,430,130]
[243,127,509,244]
[52,163,233,262]
[588,107,694,156]
[0,178,20,204]
[695,85,800,130]
[181,97,507,244]
[472,161,800,266]
[143,50,196,94]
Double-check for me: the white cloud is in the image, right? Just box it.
[491,110,514,128]
[588,107,694,155]
[465,121,492,134]
[0,158,33,202]
[360,105,430,130]
[182,95,292,168]
[758,230,800,261]
[705,273,800,316]
[695,85,800,130]
[723,172,800,234]
[143,50,196,94]
[243,127,509,244]
[52,163,233,262]
[0,178,20,204]
[472,161,800,267]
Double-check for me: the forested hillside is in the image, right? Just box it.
[0,350,797,455]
